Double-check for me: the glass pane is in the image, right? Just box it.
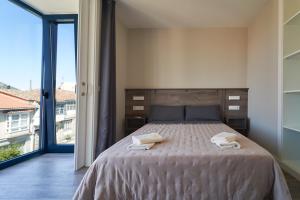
[21,114,28,119]
[0,1,42,162]
[55,24,76,144]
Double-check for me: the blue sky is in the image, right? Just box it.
[0,1,76,90]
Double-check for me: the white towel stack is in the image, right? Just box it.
[211,132,241,149]
[127,132,164,150]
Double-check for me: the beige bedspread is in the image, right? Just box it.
[73,123,291,200]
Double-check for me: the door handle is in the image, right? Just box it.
[42,90,49,99]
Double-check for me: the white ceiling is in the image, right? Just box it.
[24,0,79,14]
[116,0,268,28]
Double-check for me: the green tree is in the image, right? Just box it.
[0,145,22,162]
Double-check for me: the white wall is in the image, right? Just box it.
[126,28,248,88]
[116,20,127,140]
[115,27,247,141]
[247,0,279,155]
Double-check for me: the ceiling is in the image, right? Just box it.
[116,0,268,28]
[22,0,268,27]
[23,0,79,14]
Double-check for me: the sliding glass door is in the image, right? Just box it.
[0,0,42,163]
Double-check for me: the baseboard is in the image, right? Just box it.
[279,160,300,181]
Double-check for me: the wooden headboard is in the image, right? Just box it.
[125,88,248,121]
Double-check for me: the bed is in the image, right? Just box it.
[73,122,291,200]
[74,89,291,199]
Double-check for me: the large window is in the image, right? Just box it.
[0,1,77,166]
[0,1,42,163]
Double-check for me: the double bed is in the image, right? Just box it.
[74,89,291,200]
[74,122,291,200]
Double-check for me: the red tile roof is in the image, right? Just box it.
[0,91,36,111]
[55,89,76,102]
[0,89,76,103]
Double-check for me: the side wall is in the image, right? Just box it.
[126,28,248,88]
[247,0,279,155]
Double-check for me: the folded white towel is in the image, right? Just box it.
[210,132,238,144]
[213,140,241,149]
[211,132,240,149]
[132,132,164,145]
[127,143,155,150]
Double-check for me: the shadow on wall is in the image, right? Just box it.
[248,124,278,156]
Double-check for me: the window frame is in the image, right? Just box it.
[66,102,76,111]
[56,104,65,115]
[43,15,77,153]
[64,120,72,130]
[6,113,30,133]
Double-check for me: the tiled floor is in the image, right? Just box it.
[0,154,299,200]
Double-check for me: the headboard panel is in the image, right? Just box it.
[150,89,222,106]
[125,88,248,121]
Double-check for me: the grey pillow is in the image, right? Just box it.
[185,105,221,121]
[148,105,185,122]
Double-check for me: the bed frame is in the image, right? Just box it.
[125,88,249,134]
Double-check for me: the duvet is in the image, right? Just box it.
[74,123,291,200]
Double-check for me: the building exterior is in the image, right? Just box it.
[0,91,38,155]
[0,86,76,161]
[54,89,76,144]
